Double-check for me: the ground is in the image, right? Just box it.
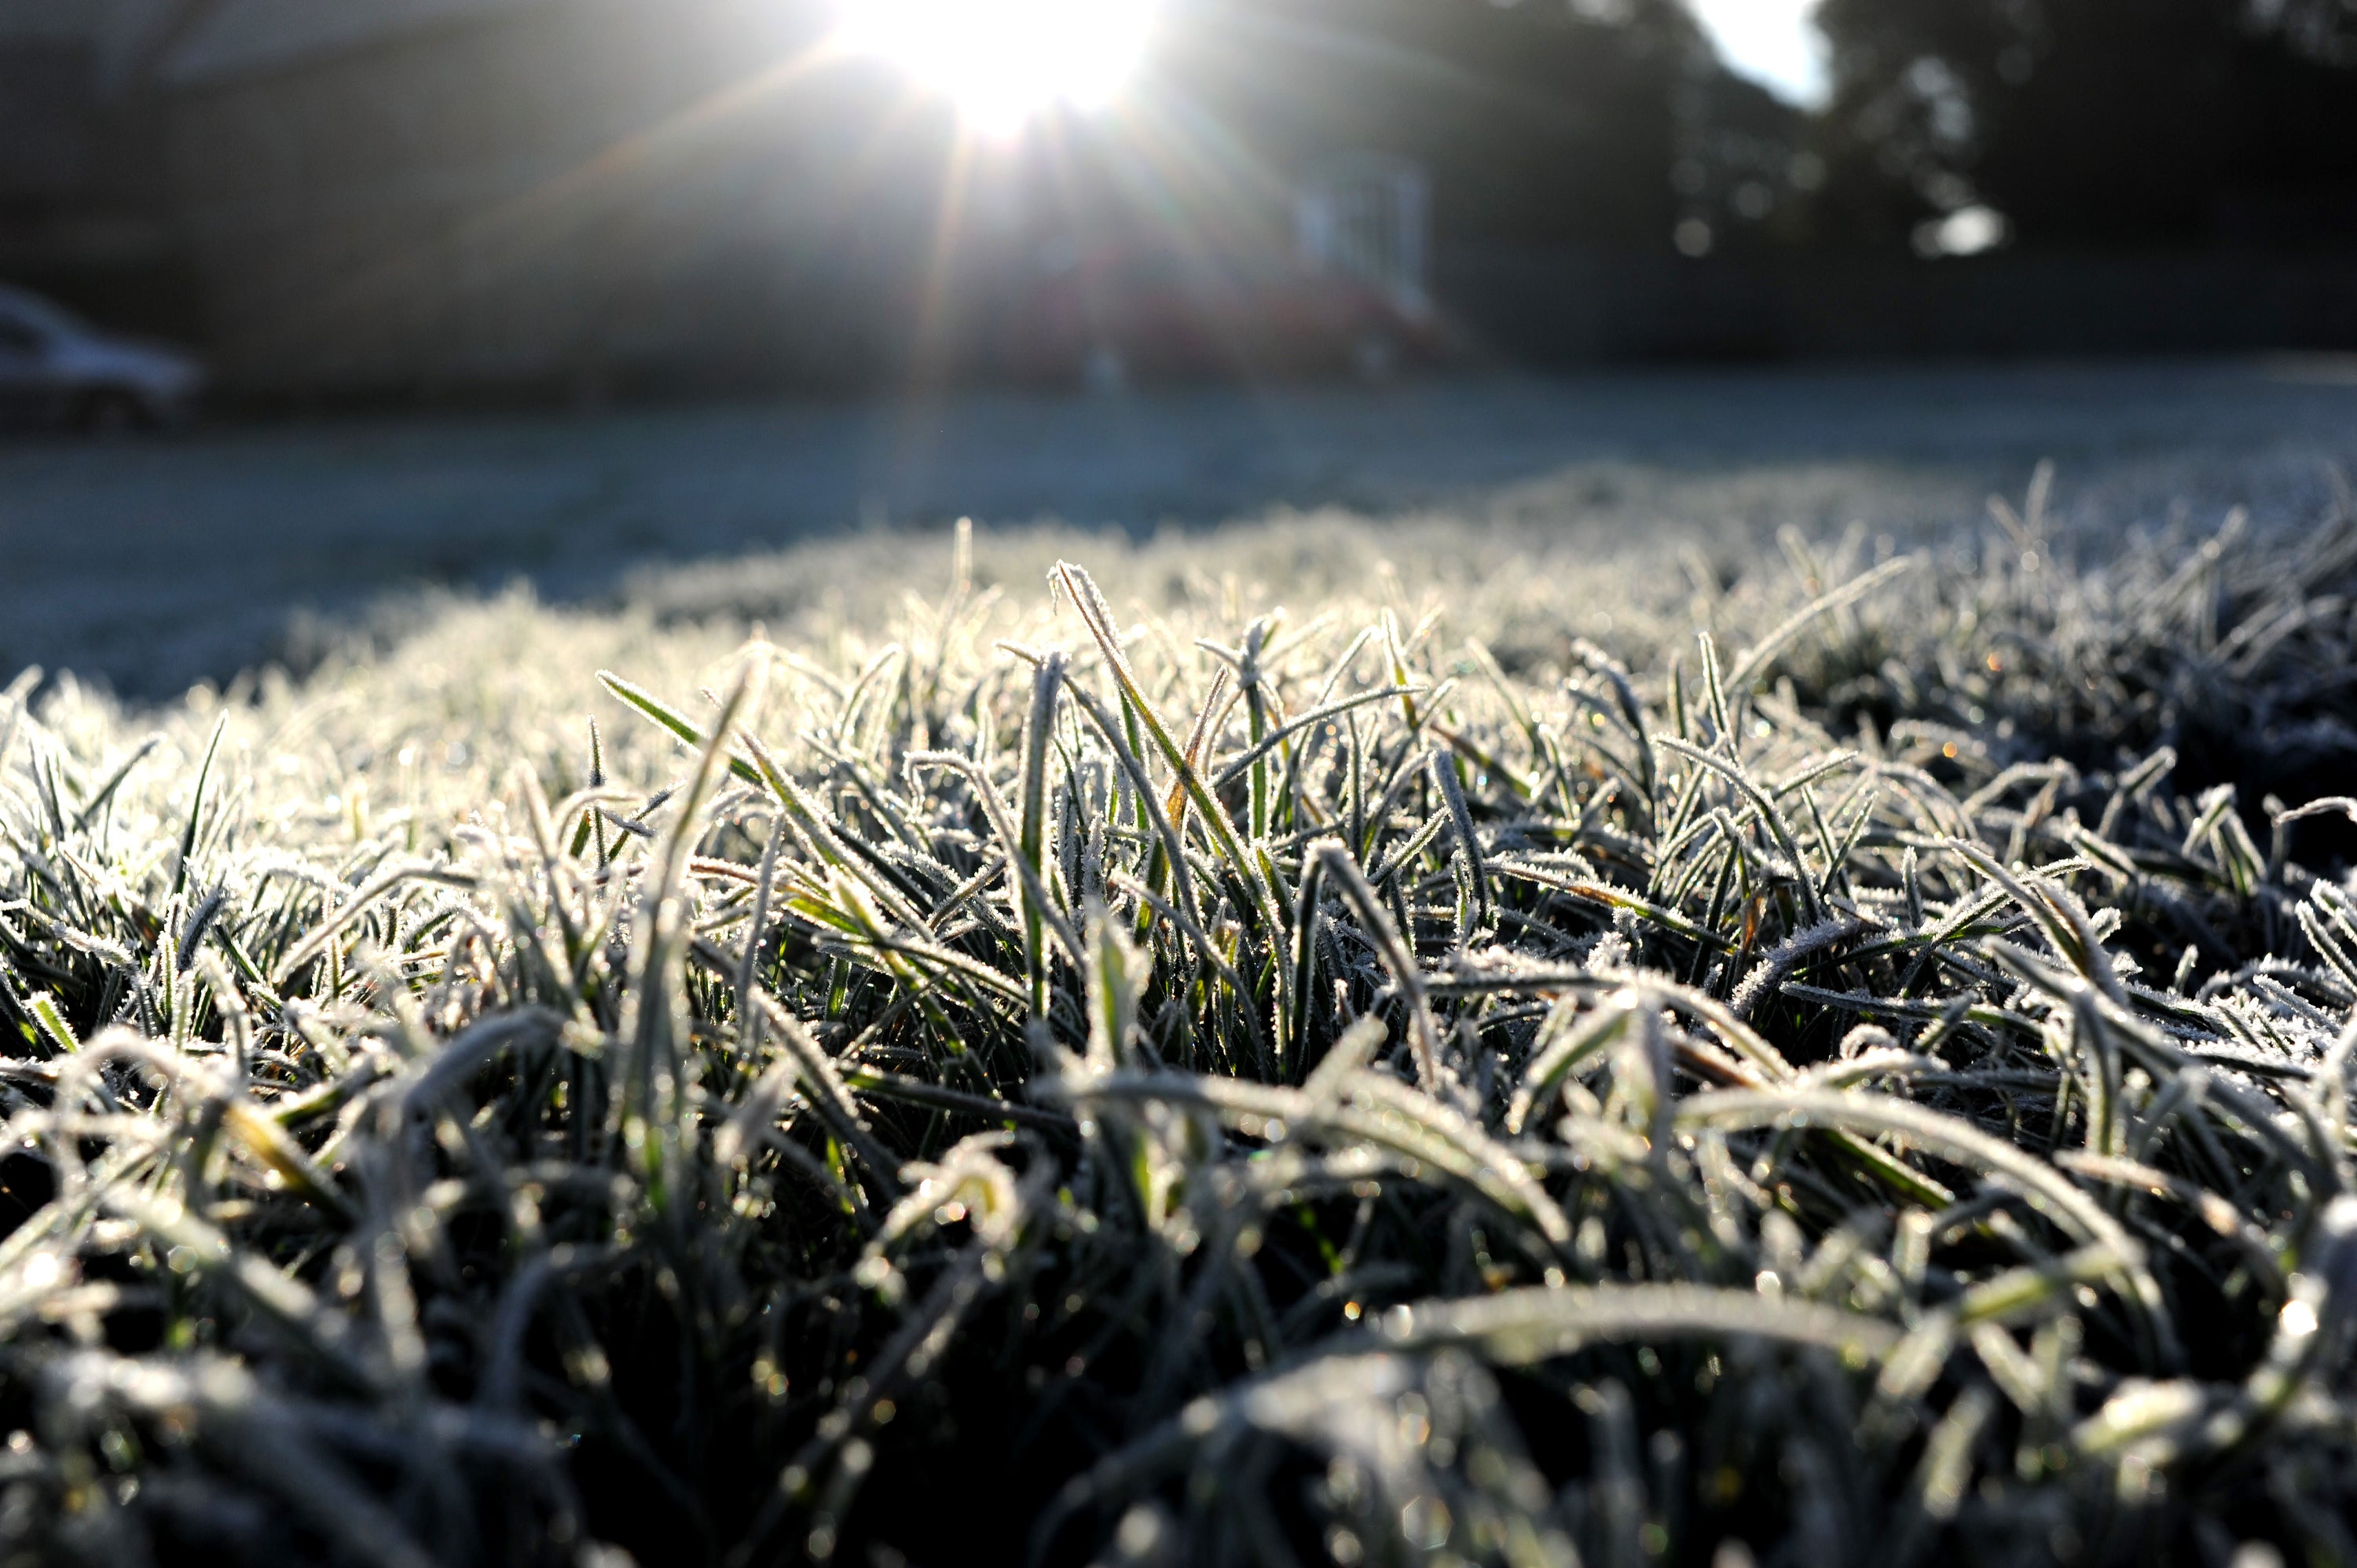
[3,358,2353,696]
[6,357,2357,1566]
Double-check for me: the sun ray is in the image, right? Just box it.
[237,29,863,359]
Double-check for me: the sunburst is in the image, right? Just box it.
[835,0,1160,134]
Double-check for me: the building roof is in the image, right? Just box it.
[0,0,128,42]
[159,0,563,86]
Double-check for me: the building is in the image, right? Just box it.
[0,0,200,333]
[149,0,953,393]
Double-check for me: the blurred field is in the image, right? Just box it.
[3,359,2354,697]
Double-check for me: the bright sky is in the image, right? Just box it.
[1687,0,1830,108]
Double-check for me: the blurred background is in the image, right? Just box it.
[3,0,2357,691]
[8,0,2357,397]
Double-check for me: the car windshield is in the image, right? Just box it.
[0,289,89,342]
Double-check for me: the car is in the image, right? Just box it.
[0,284,207,432]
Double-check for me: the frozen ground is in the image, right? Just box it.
[2,357,2353,696]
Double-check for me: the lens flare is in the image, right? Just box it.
[839,0,1157,132]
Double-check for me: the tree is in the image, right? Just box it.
[1157,0,1807,253]
[1812,0,2357,248]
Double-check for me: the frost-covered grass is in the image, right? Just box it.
[4,477,2357,1567]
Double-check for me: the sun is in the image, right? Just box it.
[838,0,1158,133]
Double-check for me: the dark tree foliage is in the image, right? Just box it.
[1814,0,2357,247]
[1157,0,1794,251]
